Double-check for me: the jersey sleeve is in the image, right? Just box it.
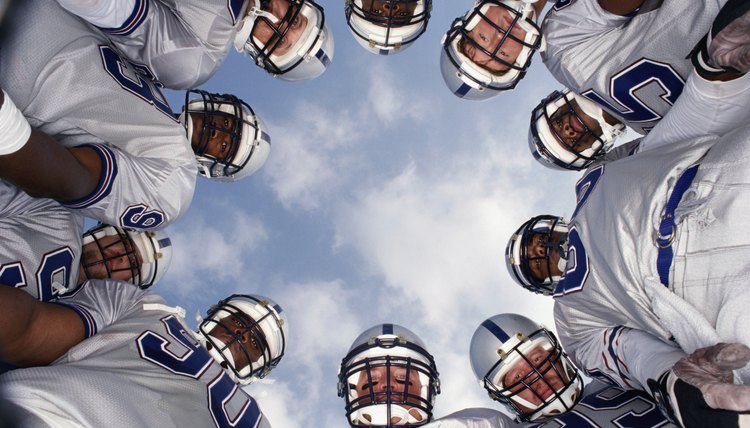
[554,303,685,392]
[52,279,162,338]
[89,0,241,89]
[58,142,196,231]
[541,0,630,90]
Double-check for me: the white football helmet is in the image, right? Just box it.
[470,314,583,422]
[198,294,287,385]
[180,90,271,182]
[506,215,568,295]
[81,224,172,289]
[234,0,334,81]
[440,0,544,100]
[338,323,440,427]
[345,0,432,55]
[529,89,626,171]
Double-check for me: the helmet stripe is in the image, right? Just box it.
[382,323,394,335]
[481,319,510,342]
[455,82,472,97]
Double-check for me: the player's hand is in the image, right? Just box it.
[674,343,750,411]
[649,343,750,428]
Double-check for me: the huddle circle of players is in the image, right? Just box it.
[0,0,749,427]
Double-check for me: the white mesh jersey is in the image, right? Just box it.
[88,0,248,89]
[553,122,750,390]
[0,180,84,301]
[0,0,196,231]
[541,0,726,135]
[425,381,672,427]
[0,280,271,428]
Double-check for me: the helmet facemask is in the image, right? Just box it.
[482,328,582,422]
[506,215,568,295]
[198,295,286,385]
[181,90,270,181]
[346,0,431,54]
[234,0,333,80]
[338,331,440,427]
[441,0,543,97]
[81,225,142,286]
[530,90,624,171]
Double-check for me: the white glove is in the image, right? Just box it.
[649,343,750,428]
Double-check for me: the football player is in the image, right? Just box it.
[440,0,546,100]
[528,88,628,171]
[54,0,334,86]
[0,284,285,426]
[540,0,745,135]
[0,0,271,230]
[338,323,441,426]
[462,314,750,428]
[0,177,172,302]
[345,0,432,55]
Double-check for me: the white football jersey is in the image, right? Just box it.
[0,280,271,428]
[553,122,750,388]
[84,0,248,89]
[426,381,673,427]
[0,0,196,230]
[0,179,84,301]
[542,0,726,135]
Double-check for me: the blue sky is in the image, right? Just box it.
[158,2,588,426]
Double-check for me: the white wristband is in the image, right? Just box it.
[0,90,31,155]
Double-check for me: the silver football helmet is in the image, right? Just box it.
[234,0,334,81]
[506,215,568,295]
[470,313,583,422]
[529,89,625,171]
[338,323,440,427]
[198,294,287,385]
[440,0,543,100]
[81,224,172,289]
[180,90,271,182]
[345,0,432,55]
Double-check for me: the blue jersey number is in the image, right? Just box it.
[1,248,75,301]
[120,204,165,230]
[533,386,667,427]
[100,45,174,119]
[583,59,684,126]
[137,316,263,427]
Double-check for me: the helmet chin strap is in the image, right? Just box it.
[356,404,426,426]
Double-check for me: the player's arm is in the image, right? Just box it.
[0,89,101,202]
[0,285,86,367]
[597,0,645,16]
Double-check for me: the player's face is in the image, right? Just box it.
[503,346,568,411]
[361,0,418,24]
[81,235,142,282]
[209,315,267,371]
[189,112,239,162]
[461,5,527,74]
[526,232,565,282]
[354,364,425,423]
[549,100,604,152]
[252,0,309,57]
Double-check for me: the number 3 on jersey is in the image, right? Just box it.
[138,316,263,427]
